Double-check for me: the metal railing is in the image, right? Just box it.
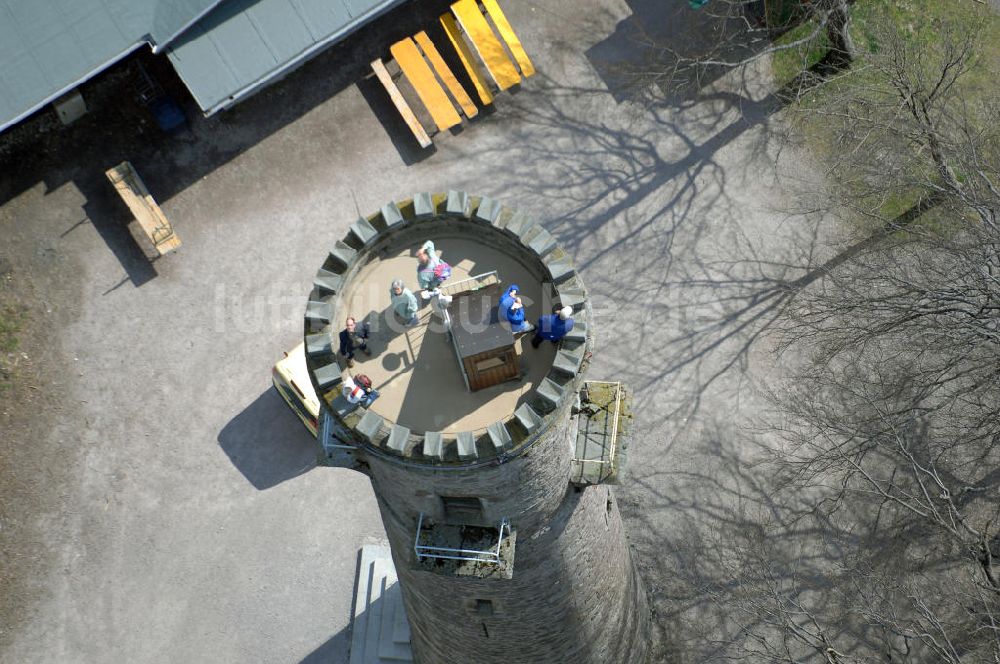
[439,270,500,297]
[414,513,511,564]
[320,411,355,455]
[572,381,622,467]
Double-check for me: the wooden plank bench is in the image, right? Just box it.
[413,30,478,119]
[104,161,181,256]
[440,13,494,105]
[390,37,462,132]
[481,0,535,77]
[450,0,521,91]
[370,58,433,148]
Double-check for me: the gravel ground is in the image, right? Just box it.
[0,0,828,661]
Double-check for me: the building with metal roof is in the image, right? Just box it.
[0,0,405,133]
[165,0,401,115]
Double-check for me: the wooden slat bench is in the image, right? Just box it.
[481,0,535,77]
[440,12,495,105]
[371,58,433,148]
[450,0,521,91]
[105,161,181,256]
[390,37,462,132]
[413,30,478,119]
[369,0,533,147]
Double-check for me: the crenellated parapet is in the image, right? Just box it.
[303,191,594,466]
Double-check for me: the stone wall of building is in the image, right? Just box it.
[363,398,573,533]
[370,478,649,664]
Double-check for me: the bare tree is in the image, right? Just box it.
[639,10,1000,662]
[630,0,859,99]
[750,14,999,662]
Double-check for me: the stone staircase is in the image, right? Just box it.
[349,545,413,664]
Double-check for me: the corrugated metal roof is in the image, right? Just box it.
[0,0,222,131]
[166,0,404,115]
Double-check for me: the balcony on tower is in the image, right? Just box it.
[413,512,516,580]
[570,381,631,486]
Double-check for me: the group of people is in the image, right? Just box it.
[498,284,575,348]
[338,241,450,407]
[389,240,449,327]
[336,239,578,404]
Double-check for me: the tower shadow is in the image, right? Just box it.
[217,388,319,490]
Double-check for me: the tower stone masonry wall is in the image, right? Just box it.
[364,411,573,534]
[306,194,651,664]
[370,467,649,664]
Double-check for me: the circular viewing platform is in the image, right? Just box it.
[303,192,591,466]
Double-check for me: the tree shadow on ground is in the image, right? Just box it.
[473,70,827,432]
[585,0,770,105]
[619,420,917,662]
[217,388,319,490]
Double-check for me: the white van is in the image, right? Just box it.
[271,342,320,437]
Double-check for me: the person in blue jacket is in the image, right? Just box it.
[531,305,575,348]
[499,284,534,334]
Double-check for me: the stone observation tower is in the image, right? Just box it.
[302,191,649,663]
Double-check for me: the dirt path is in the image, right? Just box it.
[0,193,86,652]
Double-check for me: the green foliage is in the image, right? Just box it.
[0,304,23,353]
[771,21,831,85]
[776,0,1000,226]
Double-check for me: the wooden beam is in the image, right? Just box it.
[105,161,181,255]
[481,0,535,77]
[414,31,478,119]
[440,13,494,105]
[450,0,520,91]
[370,58,433,148]
[390,38,462,131]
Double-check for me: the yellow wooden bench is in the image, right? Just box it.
[440,12,495,105]
[371,58,433,148]
[390,37,462,132]
[450,0,521,91]
[369,0,533,146]
[481,0,535,77]
[414,31,478,119]
[105,161,181,256]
